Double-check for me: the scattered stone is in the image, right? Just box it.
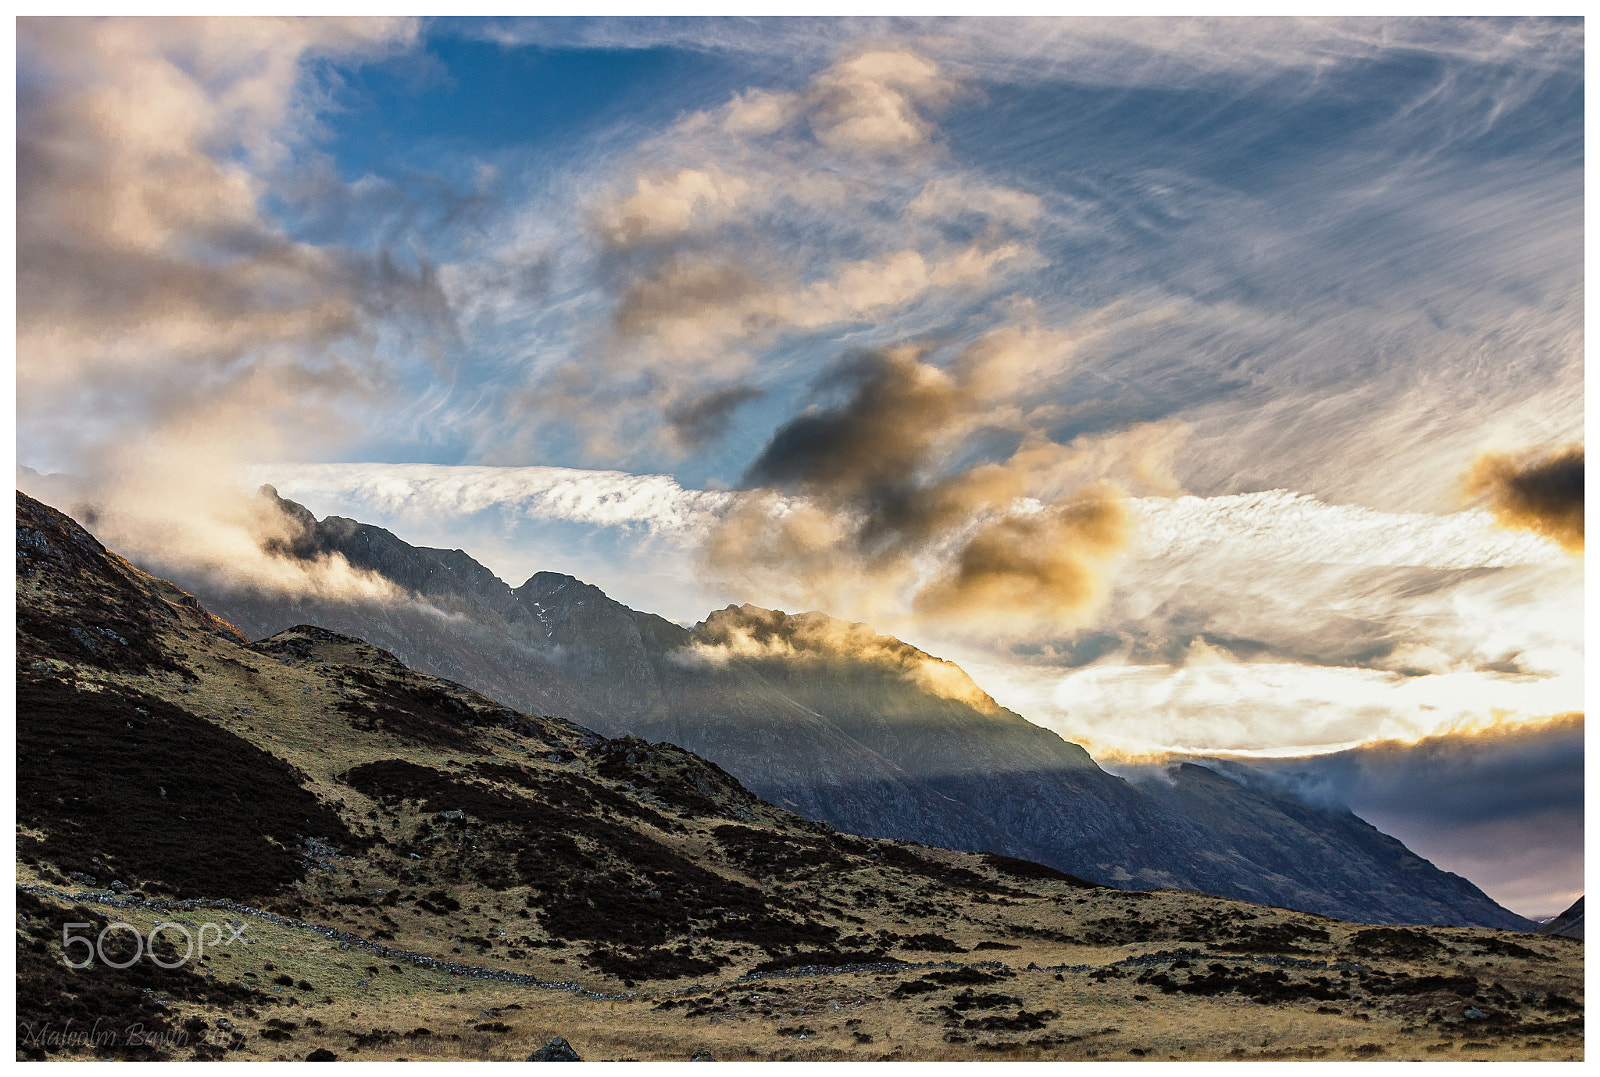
[690,1048,715,1061]
[528,1036,583,1061]
[1464,1008,1485,1021]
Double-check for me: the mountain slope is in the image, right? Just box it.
[142,487,1532,930]
[1540,897,1584,940]
[14,489,1580,1061]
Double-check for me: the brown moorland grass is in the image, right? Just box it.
[14,492,1585,1062]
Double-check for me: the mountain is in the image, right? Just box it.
[1540,897,1584,940]
[14,488,1583,1062]
[128,486,1533,932]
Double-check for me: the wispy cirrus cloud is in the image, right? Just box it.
[466,16,1582,86]
[434,17,1581,531]
[504,45,1044,461]
[17,19,1582,779]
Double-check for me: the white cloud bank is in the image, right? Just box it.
[253,462,1567,572]
[1130,490,1566,571]
[244,461,733,537]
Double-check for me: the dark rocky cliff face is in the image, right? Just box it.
[142,487,1532,931]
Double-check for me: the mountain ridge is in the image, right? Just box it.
[110,486,1533,931]
[16,487,1581,1062]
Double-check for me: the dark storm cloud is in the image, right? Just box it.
[1193,715,1585,918]
[664,385,765,448]
[1242,715,1584,823]
[745,347,964,498]
[1465,444,1583,553]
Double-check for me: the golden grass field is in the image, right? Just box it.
[15,869,1584,1061]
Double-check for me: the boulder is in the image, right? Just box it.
[528,1036,582,1061]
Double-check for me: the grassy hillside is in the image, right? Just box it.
[15,492,1583,1061]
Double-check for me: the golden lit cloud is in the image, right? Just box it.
[597,165,753,246]
[804,48,958,155]
[913,489,1129,630]
[560,44,1043,454]
[16,16,428,600]
[1463,443,1583,553]
[17,17,415,389]
[705,328,1179,632]
[681,603,999,710]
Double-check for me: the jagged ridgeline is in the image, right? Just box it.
[156,486,1531,931]
[13,491,1583,1062]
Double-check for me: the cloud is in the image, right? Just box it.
[596,165,753,246]
[924,483,1582,756]
[1131,489,1569,571]
[503,44,1045,460]
[17,17,420,402]
[17,461,402,605]
[977,646,1583,762]
[680,602,999,710]
[1211,714,1585,919]
[745,345,965,493]
[664,385,766,448]
[243,461,735,536]
[15,16,449,598]
[989,489,1579,679]
[804,47,959,155]
[909,177,1041,227]
[431,20,1578,524]
[1463,443,1583,552]
[707,328,1181,631]
[912,492,1128,629]
[608,243,1021,366]
[472,17,1582,88]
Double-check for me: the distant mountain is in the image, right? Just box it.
[1539,897,1584,940]
[136,485,1532,931]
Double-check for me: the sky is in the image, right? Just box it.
[13,17,1585,915]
